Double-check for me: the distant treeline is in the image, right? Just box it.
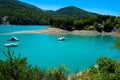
[0,0,55,25]
[0,8,53,25]
[0,9,120,32]
[0,0,120,33]
[50,15,120,32]
[1,9,120,33]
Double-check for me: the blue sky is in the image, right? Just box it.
[20,0,120,16]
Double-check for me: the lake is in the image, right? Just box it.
[0,25,120,73]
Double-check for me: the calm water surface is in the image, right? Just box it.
[0,25,120,73]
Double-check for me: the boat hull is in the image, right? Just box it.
[4,43,18,47]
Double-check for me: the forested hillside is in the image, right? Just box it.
[0,0,98,25]
[0,0,53,25]
[0,0,120,33]
[56,6,98,18]
[50,15,120,32]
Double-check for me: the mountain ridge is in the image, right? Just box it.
[56,6,99,18]
[0,0,100,25]
[0,0,99,18]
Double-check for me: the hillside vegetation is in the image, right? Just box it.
[51,15,120,32]
[0,0,53,25]
[56,6,98,18]
[0,0,98,25]
[0,0,120,32]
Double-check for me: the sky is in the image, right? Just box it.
[19,0,120,16]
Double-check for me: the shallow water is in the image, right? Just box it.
[0,25,120,73]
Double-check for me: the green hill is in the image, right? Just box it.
[0,0,41,10]
[0,0,101,25]
[56,6,99,18]
[0,0,52,25]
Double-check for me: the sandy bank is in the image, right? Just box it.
[6,28,119,36]
[72,30,99,35]
[29,28,69,34]
[28,28,119,35]
[29,28,100,34]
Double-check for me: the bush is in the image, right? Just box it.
[0,48,68,80]
[80,57,120,80]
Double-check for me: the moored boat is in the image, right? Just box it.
[8,36,19,41]
[58,37,65,41]
[4,43,18,47]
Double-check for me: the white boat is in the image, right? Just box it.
[8,36,19,41]
[58,37,65,41]
[4,43,18,47]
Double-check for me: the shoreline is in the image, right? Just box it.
[6,28,120,36]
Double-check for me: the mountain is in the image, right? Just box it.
[0,0,41,10]
[0,0,99,25]
[45,10,55,14]
[0,0,52,25]
[56,6,99,18]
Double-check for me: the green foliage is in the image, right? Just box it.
[103,19,114,32]
[0,0,53,25]
[46,65,68,80]
[1,48,120,80]
[0,0,119,33]
[97,57,118,73]
[80,57,120,80]
[111,37,120,50]
[112,42,120,50]
[0,0,98,26]
[51,15,120,32]
[0,48,68,80]
[118,30,120,33]
[84,26,94,30]
[0,48,36,80]
[56,6,98,18]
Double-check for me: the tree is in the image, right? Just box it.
[0,48,40,80]
[103,18,114,32]
[79,55,120,80]
[0,48,68,80]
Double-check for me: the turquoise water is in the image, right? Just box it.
[0,25,120,73]
[0,25,49,33]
